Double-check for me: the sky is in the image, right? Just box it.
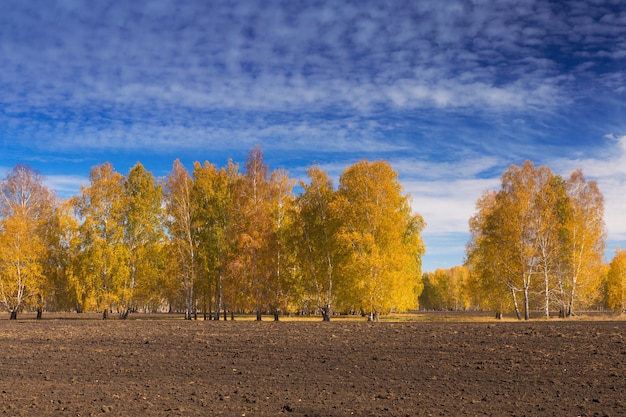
[1,0,626,272]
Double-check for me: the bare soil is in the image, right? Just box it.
[0,315,624,416]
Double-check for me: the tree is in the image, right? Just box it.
[466,190,518,318]
[164,159,196,320]
[607,249,626,313]
[419,271,447,310]
[420,267,472,311]
[74,163,128,317]
[191,159,240,320]
[335,160,425,321]
[42,198,81,312]
[267,168,296,320]
[0,165,55,319]
[557,170,606,315]
[231,146,275,320]
[122,163,166,316]
[295,167,341,321]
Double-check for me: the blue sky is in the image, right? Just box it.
[1,0,625,272]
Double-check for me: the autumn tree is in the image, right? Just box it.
[335,160,425,321]
[121,163,166,316]
[42,198,82,312]
[420,266,471,311]
[556,170,606,315]
[231,146,275,320]
[191,160,240,320]
[74,163,128,317]
[267,168,296,320]
[466,190,517,318]
[606,249,626,313]
[295,167,341,320]
[419,271,447,311]
[0,165,55,319]
[164,159,197,319]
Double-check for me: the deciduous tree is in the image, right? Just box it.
[231,146,274,320]
[74,163,128,317]
[558,170,606,315]
[192,160,240,320]
[267,168,296,320]
[335,160,425,320]
[122,163,166,316]
[606,249,626,313]
[164,159,196,320]
[295,167,341,320]
[0,165,54,319]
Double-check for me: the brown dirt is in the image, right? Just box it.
[0,316,625,416]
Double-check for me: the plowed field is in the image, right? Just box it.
[0,316,624,416]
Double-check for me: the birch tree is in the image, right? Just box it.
[335,160,425,320]
[0,165,54,319]
[192,160,240,320]
[558,170,606,315]
[164,159,196,319]
[295,167,341,320]
[267,168,296,320]
[122,163,166,316]
[74,163,128,317]
[232,146,274,320]
[467,190,519,318]
[606,249,626,313]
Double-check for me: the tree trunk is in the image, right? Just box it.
[523,286,530,320]
[273,310,279,321]
[36,308,43,320]
[544,266,550,319]
[321,304,331,322]
[367,312,380,322]
[511,289,521,320]
[9,310,17,320]
[256,309,262,321]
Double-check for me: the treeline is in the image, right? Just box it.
[0,146,425,320]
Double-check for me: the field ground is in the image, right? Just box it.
[0,313,625,416]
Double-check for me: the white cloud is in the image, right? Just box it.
[44,175,88,199]
[406,178,500,234]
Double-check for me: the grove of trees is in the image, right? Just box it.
[466,161,608,319]
[0,147,425,320]
[2,154,624,321]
